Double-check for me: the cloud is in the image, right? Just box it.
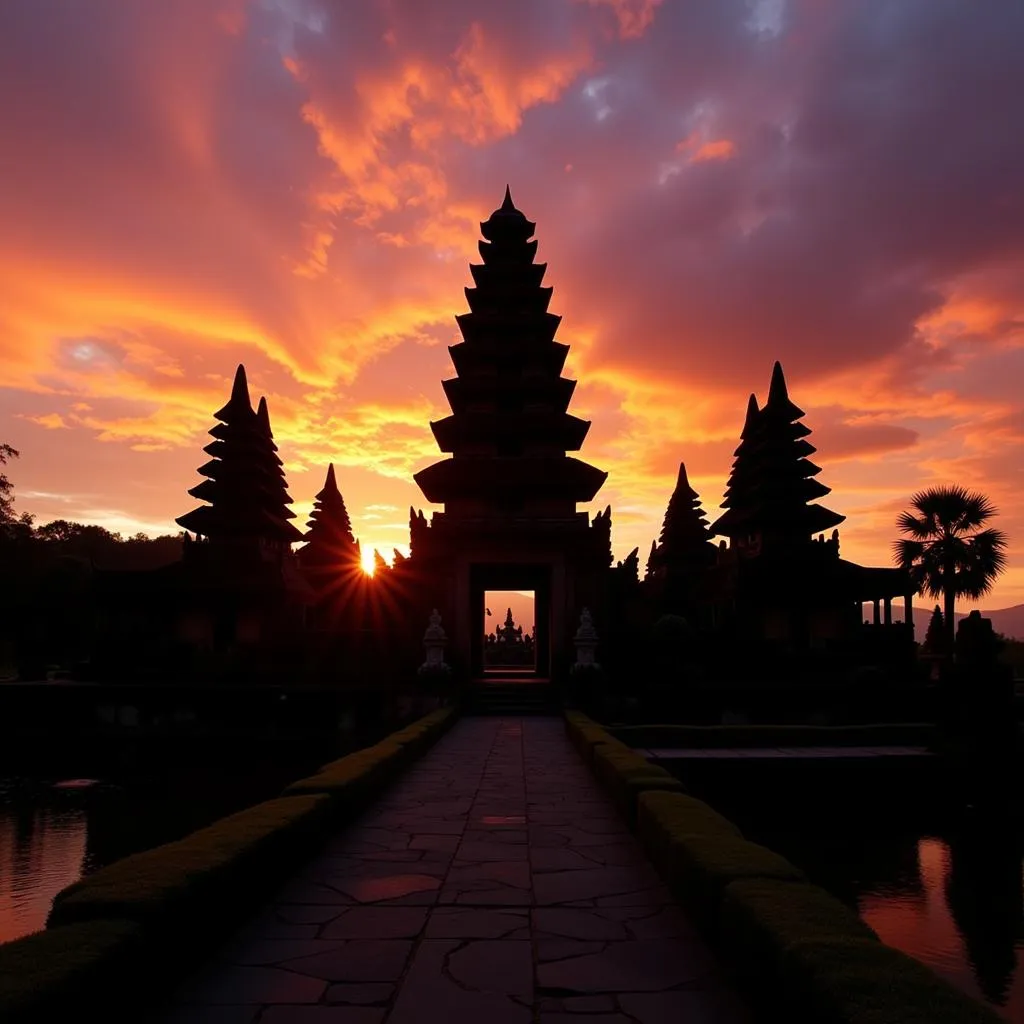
[0,0,1022,604]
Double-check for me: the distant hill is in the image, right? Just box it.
[954,604,1024,640]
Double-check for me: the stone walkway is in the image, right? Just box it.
[157,717,751,1024]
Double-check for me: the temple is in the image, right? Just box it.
[644,462,717,621]
[409,187,612,678]
[700,362,913,664]
[84,194,916,691]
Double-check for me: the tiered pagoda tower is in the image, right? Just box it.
[300,464,360,572]
[645,462,716,614]
[705,362,912,657]
[176,366,303,548]
[411,188,612,679]
[710,362,844,553]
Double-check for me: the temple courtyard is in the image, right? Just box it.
[156,717,750,1023]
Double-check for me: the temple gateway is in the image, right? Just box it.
[408,188,612,680]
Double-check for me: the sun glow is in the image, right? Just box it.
[361,546,377,576]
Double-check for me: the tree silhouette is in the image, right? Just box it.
[1,443,20,525]
[894,486,1008,655]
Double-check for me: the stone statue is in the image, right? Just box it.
[573,608,599,669]
[420,609,448,671]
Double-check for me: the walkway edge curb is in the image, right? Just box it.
[0,706,459,1024]
[563,710,1002,1024]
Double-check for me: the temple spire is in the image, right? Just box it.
[176,366,302,545]
[414,191,606,514]
[255,396,299,525]
[214,364,254,423]
[300,463,359,571]
[647,461,714,585]
[764,361,805,422]
[710,362,844,549]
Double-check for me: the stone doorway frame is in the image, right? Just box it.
[469,563,552,680]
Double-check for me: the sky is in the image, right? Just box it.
[0,0,1022,608]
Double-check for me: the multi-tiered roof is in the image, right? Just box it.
[414,188,606,516]
[710,362,844,548]
[647,462,715,579]
[301,463,361,570]
[176,365,303,544]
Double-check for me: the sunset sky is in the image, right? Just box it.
[1,0,1021,608]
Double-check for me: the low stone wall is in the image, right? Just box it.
[0,706,459,1023]
[564,710,1002,1024]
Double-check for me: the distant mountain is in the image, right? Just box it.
[953,604,1024,641]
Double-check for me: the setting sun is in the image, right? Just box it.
[361,546,376,577]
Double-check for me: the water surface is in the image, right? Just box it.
[0,798,92,942]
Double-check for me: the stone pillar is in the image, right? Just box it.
[883,597,892,626]
[872,599,881,626]
[904,593,914,634]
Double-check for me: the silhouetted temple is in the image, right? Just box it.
[645,462,717,617]
[92,368,312,678]
[409,188,612,677]
[701,362,913,660]
[82,195,917,690]
[176,367,303,548]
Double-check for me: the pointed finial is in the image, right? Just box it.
[256,395,272,434]
[768,361,789,405]
[324,463,338,492]
[215,363,255,421]
[232,365,252,407]
[502,184,515,211]
[744,393,759,425]
[674,461,700,500]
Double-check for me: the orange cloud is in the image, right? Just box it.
[577,0,664,39]
[691,138,736,162]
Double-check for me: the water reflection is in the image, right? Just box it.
[0,801,90,943]
[767,827,1024,1021]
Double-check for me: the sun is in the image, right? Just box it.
[361,546,377,576]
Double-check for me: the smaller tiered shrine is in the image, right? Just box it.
[704,362,913,658]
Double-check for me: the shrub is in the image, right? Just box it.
[720,878,878,977]
[637,790,742,874]
[387,707,455,756]
[657,834,805,929]
[49,794,331,929]
[781,938,1003,1024]
[591,744,685,821]
[0,920,145,1024]
[565,710,633,763]
[288,707,456,805]
[721,881,1001,1023]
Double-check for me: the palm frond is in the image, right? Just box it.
[892,537,924,569]
[896,510,935,540]
[907,485,995,536]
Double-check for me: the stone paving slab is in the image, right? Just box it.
[155,718,750,1024]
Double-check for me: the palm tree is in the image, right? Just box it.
[894,486,1008,655]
